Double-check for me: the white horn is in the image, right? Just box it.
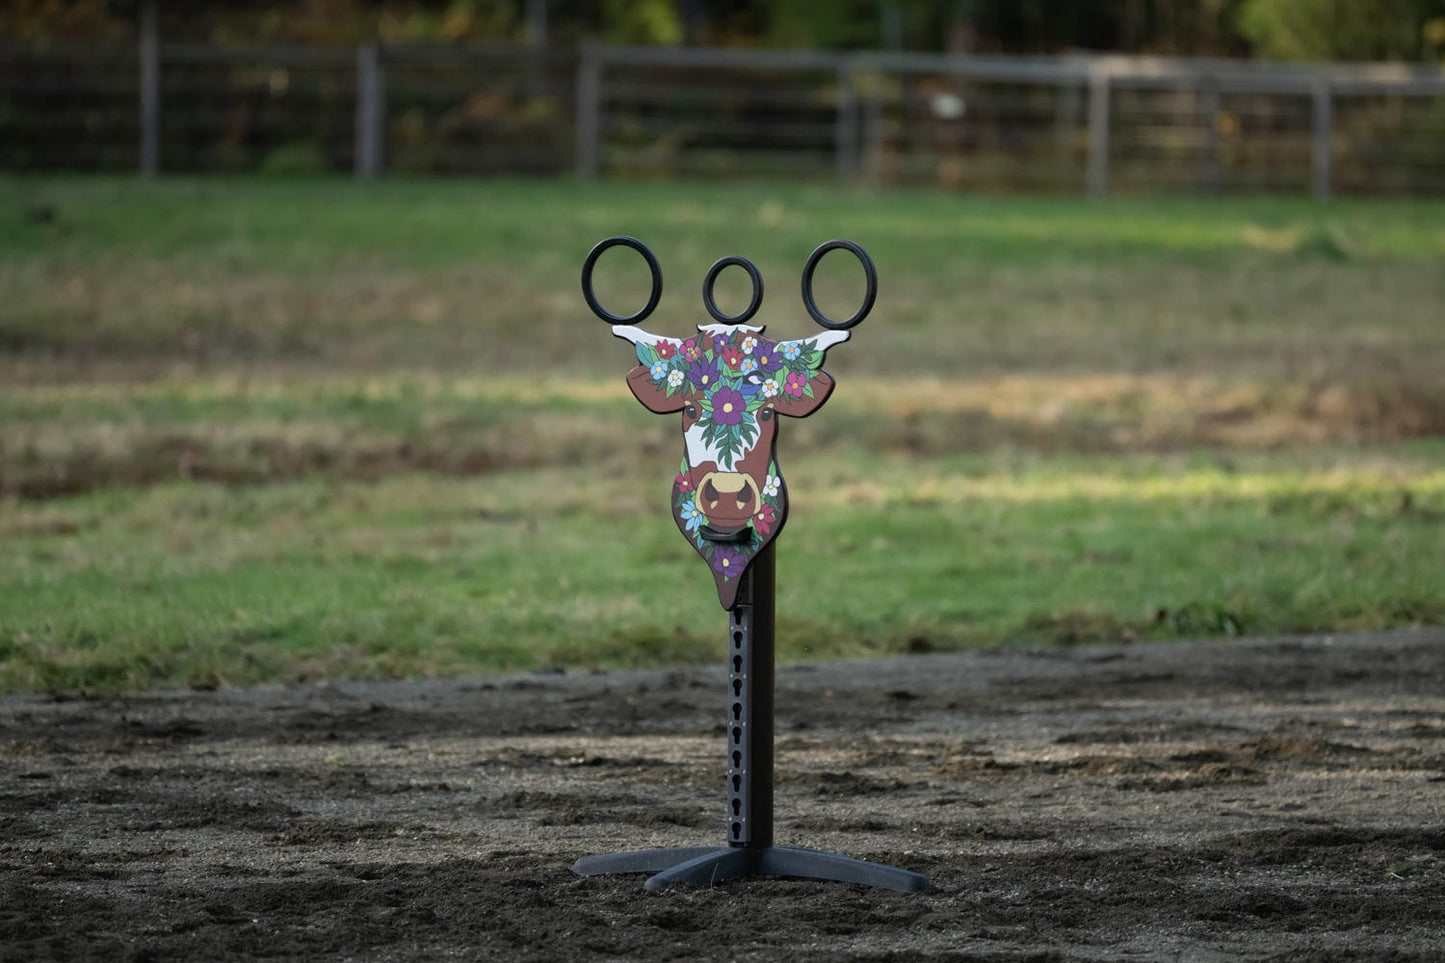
[611,325,671,346]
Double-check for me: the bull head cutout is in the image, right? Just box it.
[584,237,876,609]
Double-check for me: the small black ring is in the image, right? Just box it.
[702,256,764,325]
[801,239,876,330]
[581,236,663,325]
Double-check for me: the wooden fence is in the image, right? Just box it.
[4,37,1444,197]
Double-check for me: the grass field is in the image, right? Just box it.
[2,176,1443,692]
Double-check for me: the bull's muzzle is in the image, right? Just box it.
[697,471,761,541]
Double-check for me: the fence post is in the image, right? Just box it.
[1311,77,1332,200]
[354,44,385,179]
[138,0,160,176]
[859,69,885,186]
[1200,73,1220,194]
[835,58,857,181]
[1086,61,1111,198]
[576,43,602,180]
[525,0,548,100]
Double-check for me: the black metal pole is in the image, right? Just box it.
[728,541,774,849]
[572,534,926,891]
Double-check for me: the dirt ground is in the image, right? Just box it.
[2,630,1442,962]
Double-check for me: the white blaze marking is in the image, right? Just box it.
[684,422,735,472]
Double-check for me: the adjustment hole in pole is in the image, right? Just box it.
[732,773,741,790]
[733,679,742,697]
[732,655,742,673]
[731,798,741,816]
[732,751,741,768]
[732,631,743,646]
[732,822,741,840]
[732,702,741,720]
[732,727,742,745]
[733,609,742,625]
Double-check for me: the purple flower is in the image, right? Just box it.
[687,355,721,392]
[711,547,746,578]
[750,338,784,375]
[710,386,746,426]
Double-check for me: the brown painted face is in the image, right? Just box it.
[678,396,775,538]
[617,324,846,608]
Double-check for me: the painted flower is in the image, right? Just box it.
[783,371,808,398]
[675,470,693,492]
[721,346,744,370]
[679,498,704,533]
[649,360,669,381]
[762,474,780,498]
[751,340,783,374]
[739,357,759,375]
[712,547,745,578]
[761,379,779,399]
[710,386,747,426]
[666,368,685,389]
[741,336,759,355]
[752,503,777,537]
[687,355,721,392]
[781,341,803,361]
[682,338,702,362]
[656,339,677,359]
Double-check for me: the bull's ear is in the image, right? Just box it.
[626,365,685,414]
[774,370,834,418]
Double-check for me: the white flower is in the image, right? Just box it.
[762,474,780,497]
[741,336,758,355]
[761,380,779,399]
[667,369,684,388]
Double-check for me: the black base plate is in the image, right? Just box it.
[573,845,929,893]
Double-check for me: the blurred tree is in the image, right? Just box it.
[0,0,129,41]
[764,0,880,49]
[11,0,1443,60]
[600,0,681,44]
[1236,0,1445,60]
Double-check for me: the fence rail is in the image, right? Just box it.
[3,39,1444,196]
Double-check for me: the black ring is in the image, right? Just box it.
[702,256,764,325]
[801,239,876,330]
[581,236,663,325]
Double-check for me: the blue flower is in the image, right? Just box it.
[650,360,670,381]
[781,341,803,361]
[739,357,759,375]
[679,498,704,533]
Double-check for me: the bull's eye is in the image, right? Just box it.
[758,408,772,422]
[684,405,697,419]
